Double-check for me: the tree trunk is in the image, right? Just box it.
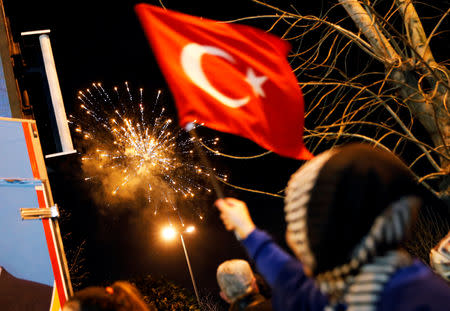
[338,0,449,199]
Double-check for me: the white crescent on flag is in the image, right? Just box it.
[180,43,267,108]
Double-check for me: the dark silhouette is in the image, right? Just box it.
[0,266,53,311]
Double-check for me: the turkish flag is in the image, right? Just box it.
[135,4,313,160]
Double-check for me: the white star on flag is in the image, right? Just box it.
[245,68,268,98]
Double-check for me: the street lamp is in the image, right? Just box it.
[162,226,177,240]
[161,225,200,305]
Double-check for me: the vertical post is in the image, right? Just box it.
[180,233,200,305]
[0,0,21,118]
[38,34,75,155]
[186,124,224,199]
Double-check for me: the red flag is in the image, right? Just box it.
[135,4,313,160]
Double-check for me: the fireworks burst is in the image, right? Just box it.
[69,82,227,223]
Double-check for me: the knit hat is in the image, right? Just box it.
[284,143,419,276]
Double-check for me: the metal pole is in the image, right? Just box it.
[39,34,75,155]
[186,125,224,198]
[180,233,200,305]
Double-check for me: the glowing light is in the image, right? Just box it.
[162,226,177,240]
[185,226,195,233]
[70,82,227,225]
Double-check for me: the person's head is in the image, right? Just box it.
[216,259,258,303]
[63,281,152,311]
[284,143,421,278]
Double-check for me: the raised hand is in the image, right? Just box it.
[215,197,256,240]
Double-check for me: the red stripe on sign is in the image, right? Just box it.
[22,122,40,179]
[36,189,67,305]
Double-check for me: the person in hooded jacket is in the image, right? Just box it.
[216,143,450,311]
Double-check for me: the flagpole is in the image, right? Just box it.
[186,123,224,199]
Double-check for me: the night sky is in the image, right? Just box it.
[3,0,306,300]
[4,0,448,305]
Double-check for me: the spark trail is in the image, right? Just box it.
[70,82,227,224]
